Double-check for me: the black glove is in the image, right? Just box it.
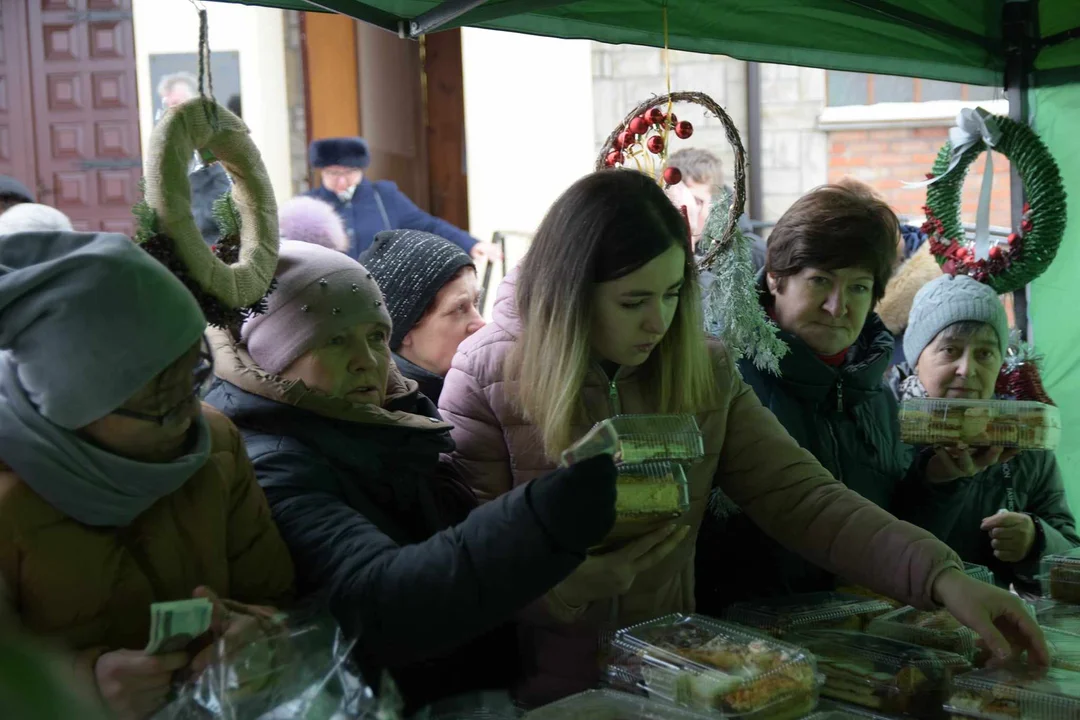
[526,454,617,553]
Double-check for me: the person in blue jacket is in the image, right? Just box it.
[304,137,499,262]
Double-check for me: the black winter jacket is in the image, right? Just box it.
[204,339,615,712]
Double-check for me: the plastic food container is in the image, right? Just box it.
[608,414,705,464]
[788,629,971,717]
[604,614,819,719]
[1046,628,1080,673]
[964,563,996,586]
[1035,601,1080,636]
[866,607,982,664]
[899,398,1060,450]
[834,584,904,611]
[724,592,894,638]
[945,665,1080,719]
[524,689,715,719]
[802,700,903,719]
[1042,549,1080,604]
[615,462,691,522]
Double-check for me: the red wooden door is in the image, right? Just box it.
[26,0,141,234]
[0,2,37,193]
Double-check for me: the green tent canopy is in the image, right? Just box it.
[221,0,1079,86]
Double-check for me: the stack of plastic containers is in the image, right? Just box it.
[898,398,1061,450]
[603,613,820,719]
[866,607,983,665]
[945,666,1080,719]
[787,630,971,717]
[1042,548,1080,604]
[1046,628,1080,672]
[1035,601,1080,636]
[565,415,704,539]
[724,593,894,638]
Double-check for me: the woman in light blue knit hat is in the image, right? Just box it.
[891,273,1079,594]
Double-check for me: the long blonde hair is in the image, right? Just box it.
[509,171,719,460]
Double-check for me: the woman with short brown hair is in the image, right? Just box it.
[697,182,1013,612]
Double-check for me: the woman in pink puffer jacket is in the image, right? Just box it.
[438,169,1046,706]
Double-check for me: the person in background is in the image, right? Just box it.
[157,72,198,112]
[890,274,1080,593]
[665,147,764,271]
[696,184,1016,610]
[279,196,350,253]
[304,137,500,262]
[0,176,34,215]
[0,204,73,234]
[359,229,485,403]
[439,169,1046,706]
[155,72,234,246]
[204,240,618,715]
[0,232,294,720]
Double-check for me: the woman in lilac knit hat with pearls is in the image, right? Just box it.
[204,240,619,714]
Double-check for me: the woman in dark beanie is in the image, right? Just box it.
[204,240,619,714]
[0,231,294,720]
[695,183,1014,611]
[359,229,484,403]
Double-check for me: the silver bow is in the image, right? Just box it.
[905,106,1001,262]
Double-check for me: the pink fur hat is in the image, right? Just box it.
[278,196,349,253]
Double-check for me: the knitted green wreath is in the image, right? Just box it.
[924,114,1067,294]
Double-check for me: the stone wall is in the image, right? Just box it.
[759,65,829,223]
[591,44,748,194]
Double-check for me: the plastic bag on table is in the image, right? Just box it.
[150,613,402,720]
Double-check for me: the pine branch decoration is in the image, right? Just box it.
[700,189,788,374]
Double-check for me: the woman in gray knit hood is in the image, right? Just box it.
[891,273,1079,593]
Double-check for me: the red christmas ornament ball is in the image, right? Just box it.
[617,131,636,149]
[1021,218,1034,233]
[605,151,624,168]
[665,112,678,126]
[646,107,665,125]
[1008,232,1020,246]
[646,135,665,154]
[990,245,1003,259]
[663,167,683,186]
[629,116,650,135]
[674,120,694,139]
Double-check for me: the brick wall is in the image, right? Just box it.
[828,126,1012,228]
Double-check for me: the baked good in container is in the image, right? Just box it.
[605,614,818,719]
[945,665,1080,719]
[790,629,970,717]
[1042,549,1080,604]
[899,398,1060,450]
[866,607,986,664]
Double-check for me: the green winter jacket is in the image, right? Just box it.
[696,311,913,611]
[894,450,1079,593]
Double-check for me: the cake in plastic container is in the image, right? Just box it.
[899,398,1060,450]
[945,665,1080,719]
[615,462,690,522]
[788,629,971,717]
[724,592,894,638]
[604,614,819,719]
[1035,601,1080,636]
[607,414,705,465]
[963,563,996,586]
[1046,628,1080,673]
[524,689,715,719]
[1042,548,1080,604]
[866,607,983,664]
